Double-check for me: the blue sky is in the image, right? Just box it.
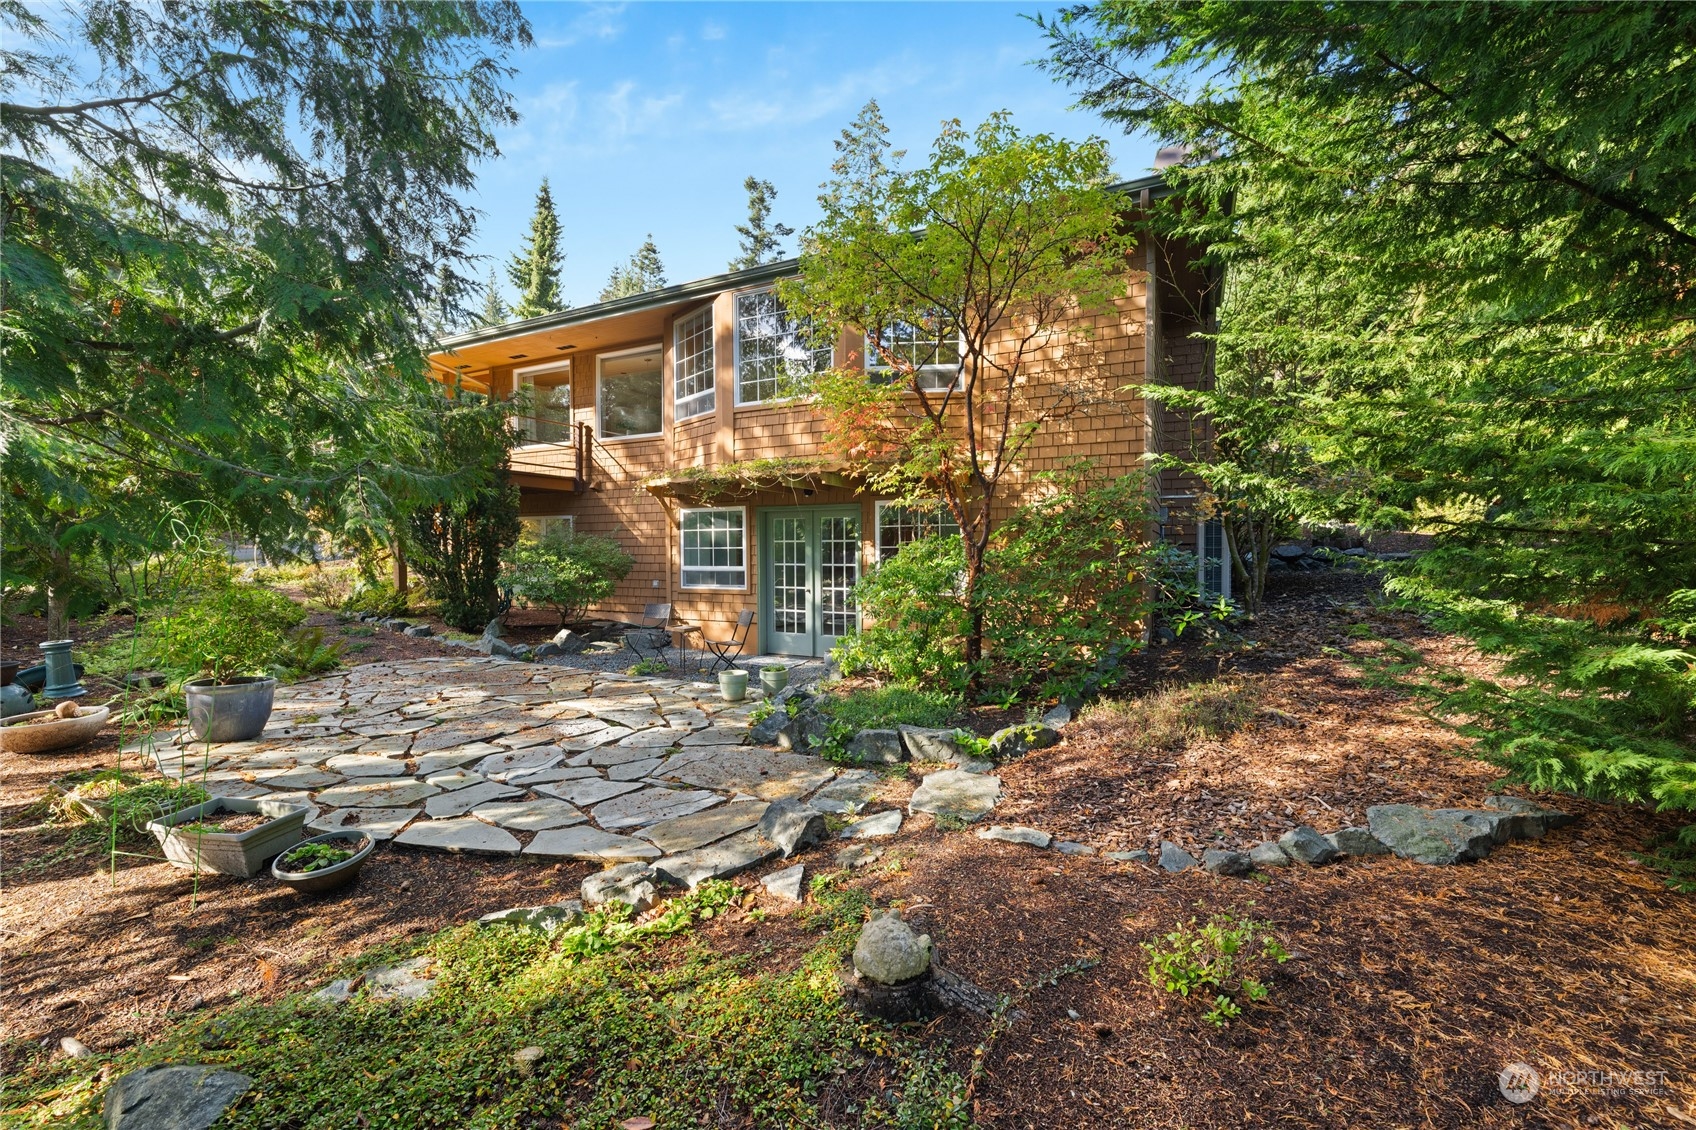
[477,1,1155,306]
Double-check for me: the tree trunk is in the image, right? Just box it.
[961,546,985,693]
[45,582,71,641]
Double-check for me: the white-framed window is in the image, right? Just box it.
[875,500,961,561]
[597,343,663,440]
[679,507,747,589]
[513,360,573,443]
[734,288,832,405]
[520,514,575,542]
[673,304,715,420]
[866,318,962,392]
[1198,517,1231,599]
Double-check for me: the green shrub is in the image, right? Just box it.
[1143,913,1289,1027]
[136,583,306,682]
[277,626,345,678]
[833,534,970,690]
[341,576,408,617]
[406,404,521,632]
[504,531,634,627]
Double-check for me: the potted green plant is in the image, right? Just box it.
[148,795,310,877]
[154,585,302,742]
[718,668,749,702]
[272,830,376,895]
[759,664,788,697]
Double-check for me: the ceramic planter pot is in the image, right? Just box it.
[0,705,110,755]
[759,667,788,697]
[272,830,376,895]
[185,676,277,743]
[148,795,309,878]
[718,669,749,702]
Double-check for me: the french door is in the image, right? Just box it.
[759,506,861,657]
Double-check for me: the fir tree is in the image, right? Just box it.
[1043,2,1696,841]
[599,234,667,301]
[507,178,566,318]
[729,176,793,270]
[478,266,510,327]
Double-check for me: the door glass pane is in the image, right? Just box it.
[818,515,860,638]
[771,517,809,636]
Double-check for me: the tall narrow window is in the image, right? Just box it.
[680,508,746,589]
[1198,517,1231,599]
[875,500,961,561]
[519,514,575,541]
[673,305,715,419]
[735,288,832,404]
[597,344,663,439]
[866,317,962,392]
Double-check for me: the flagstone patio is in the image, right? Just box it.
[136,657,884,877]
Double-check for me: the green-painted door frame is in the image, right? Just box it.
[757,505,862,657]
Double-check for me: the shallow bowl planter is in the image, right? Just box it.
[186,676,277,743]
[759,666,789,697]
[718,669,749,702]
[148,795,309,878]
[0,705,111,755]
[272,830,376,895]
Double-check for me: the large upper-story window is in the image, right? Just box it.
[597,344,663,439]
[866,318,962,393]
[679,507,746,589]
[673,305,715,420]
[734,288,832,405]
[876,500,961,561]
[514,361,573,443]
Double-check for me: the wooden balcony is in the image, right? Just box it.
[507,421,593,491]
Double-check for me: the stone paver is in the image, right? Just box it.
[394,817,520,854]
[140,657,999,877]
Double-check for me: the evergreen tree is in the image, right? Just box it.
[478,266,510,327]
[729,176,794,270]
[507,178,566,318]
[599,235,668,301]
[1043,2,1696,841]
[0,1,530,635]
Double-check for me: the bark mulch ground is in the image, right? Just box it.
[3,571,1692,1128]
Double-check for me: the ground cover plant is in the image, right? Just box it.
[5,880,970,1129]
[275,843,357,874]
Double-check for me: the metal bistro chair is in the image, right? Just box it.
[624,603,674,664]
[700,610,755,673]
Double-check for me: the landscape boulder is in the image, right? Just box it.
[976,825,1051,849]
[748,705,790,747]
[551,628,589,654]
[403,624,434,638]
[988,723,1060,761]
[1248,841,1293,869]
[1482,794,1575,839]
[1158,841,1199,872]
[478,901,584,932]
[1278,825,1339,865]
[897,725,962,762]
[758,799,827,858]
[852,912,933,985]
[1324,827,1392,858]
[1202,848,1252,877]
[1366,804,1504,865]
[581,862,658,912]
[846,728,905,765]
[104,1065,253,1130]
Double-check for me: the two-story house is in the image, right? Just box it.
[427,173,1219,658]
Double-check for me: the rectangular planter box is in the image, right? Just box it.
[148,795,310,878]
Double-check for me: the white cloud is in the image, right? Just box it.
[534,3,626,50]
[700,21,726,41]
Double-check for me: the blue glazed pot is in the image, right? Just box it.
[186,676,277,743]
